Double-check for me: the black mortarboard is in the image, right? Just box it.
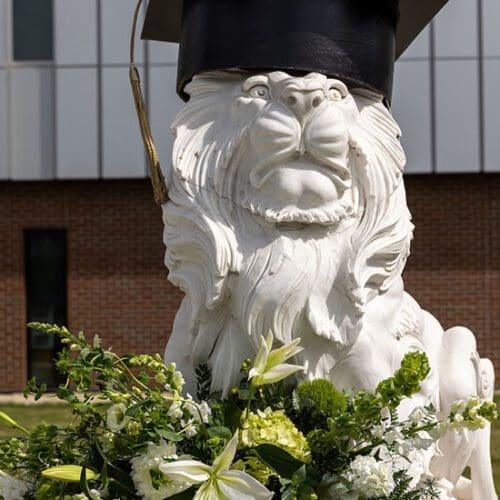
[142,0,449,102]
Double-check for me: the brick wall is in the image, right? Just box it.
[0,175,499,391]
[0,180,182,392]
[403,173,500,376]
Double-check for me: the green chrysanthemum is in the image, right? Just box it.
[240,408,311,463]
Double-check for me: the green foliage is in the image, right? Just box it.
[292,379,347,432]
[0,325,496,500]
[0,437,24,470]
[376,351,430,408]
[386,471,440,500]
[195,364,212,401]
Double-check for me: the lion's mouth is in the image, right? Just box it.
[249,154,352,194]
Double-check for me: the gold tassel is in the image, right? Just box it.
[129,0,168,205]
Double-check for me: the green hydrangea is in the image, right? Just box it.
[240,457,275,485]
[240,408,311,463]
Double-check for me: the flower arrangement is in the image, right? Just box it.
[0,324,497,500]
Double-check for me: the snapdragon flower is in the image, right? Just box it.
[160,434,273,500]
[248,331,304,386]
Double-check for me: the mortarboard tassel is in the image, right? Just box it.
[129,0,168,205]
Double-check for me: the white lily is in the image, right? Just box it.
[248,331,304,386]
[159,434,272,500]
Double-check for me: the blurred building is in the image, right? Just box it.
[0,0,499,391]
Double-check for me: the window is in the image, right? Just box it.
[13,0,54,61]
[25,229,66,388]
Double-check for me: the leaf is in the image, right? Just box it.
[99,462,109,490]
[156,428,183,442]
[80,465,94,497]
[223,398,242,431]
[125,400,151,418]
[253,444,305,479]
[238,388,251,400]
[0,410,29,435]
[292,464,307,484]
[35,383,47,401]
[56,386,79,404]
[95,441,136,494]
[42,465,98,483]
[207,426,233,440]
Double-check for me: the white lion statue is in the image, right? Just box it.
[161,70,496,499]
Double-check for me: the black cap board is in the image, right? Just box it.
[142,0,449,102]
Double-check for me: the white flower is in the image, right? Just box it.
[184,397,212,424]
[248,331,304,387]
[131,441,191,500]
[185,425,198,438]
[80,347,91,358]
[72,492,103,500]
[171,371,185,392]
[99,431,116,453]
[371,425,385,440]
[106,403,130,432]
[384,428,404,446]
[347,455,395,499]
[412,430,434,450]
[429,421,451,439]
[408,406,426,424]
[198,401,211,424]
[450,399,467,415]
[160,434,273,500]
[0,471,31,500]
[167,400,184,422]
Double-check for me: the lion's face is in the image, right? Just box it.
[227,72,360,225]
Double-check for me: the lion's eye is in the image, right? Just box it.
[328,87,344,101]
[248,84,270,99]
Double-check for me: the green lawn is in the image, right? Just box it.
[0,403,74,439]
[1,399,500,491]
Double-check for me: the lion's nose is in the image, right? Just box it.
[283,89,326,121]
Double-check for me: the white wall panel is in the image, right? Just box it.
[149,66,182,175]
[434,0,477,58]
[399,26,430,60]
[0,0,7,65]
[392,61,432,174]
[484,60,500,172]
[435,60,480,173]
[10,68,55,180]
[483,0,500,57]
[54,0,97,65]
[101,0,143,64]
[56,68,99,179]
[102,67,145,178]
[148,41,178,65]
[0,70,8,178]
